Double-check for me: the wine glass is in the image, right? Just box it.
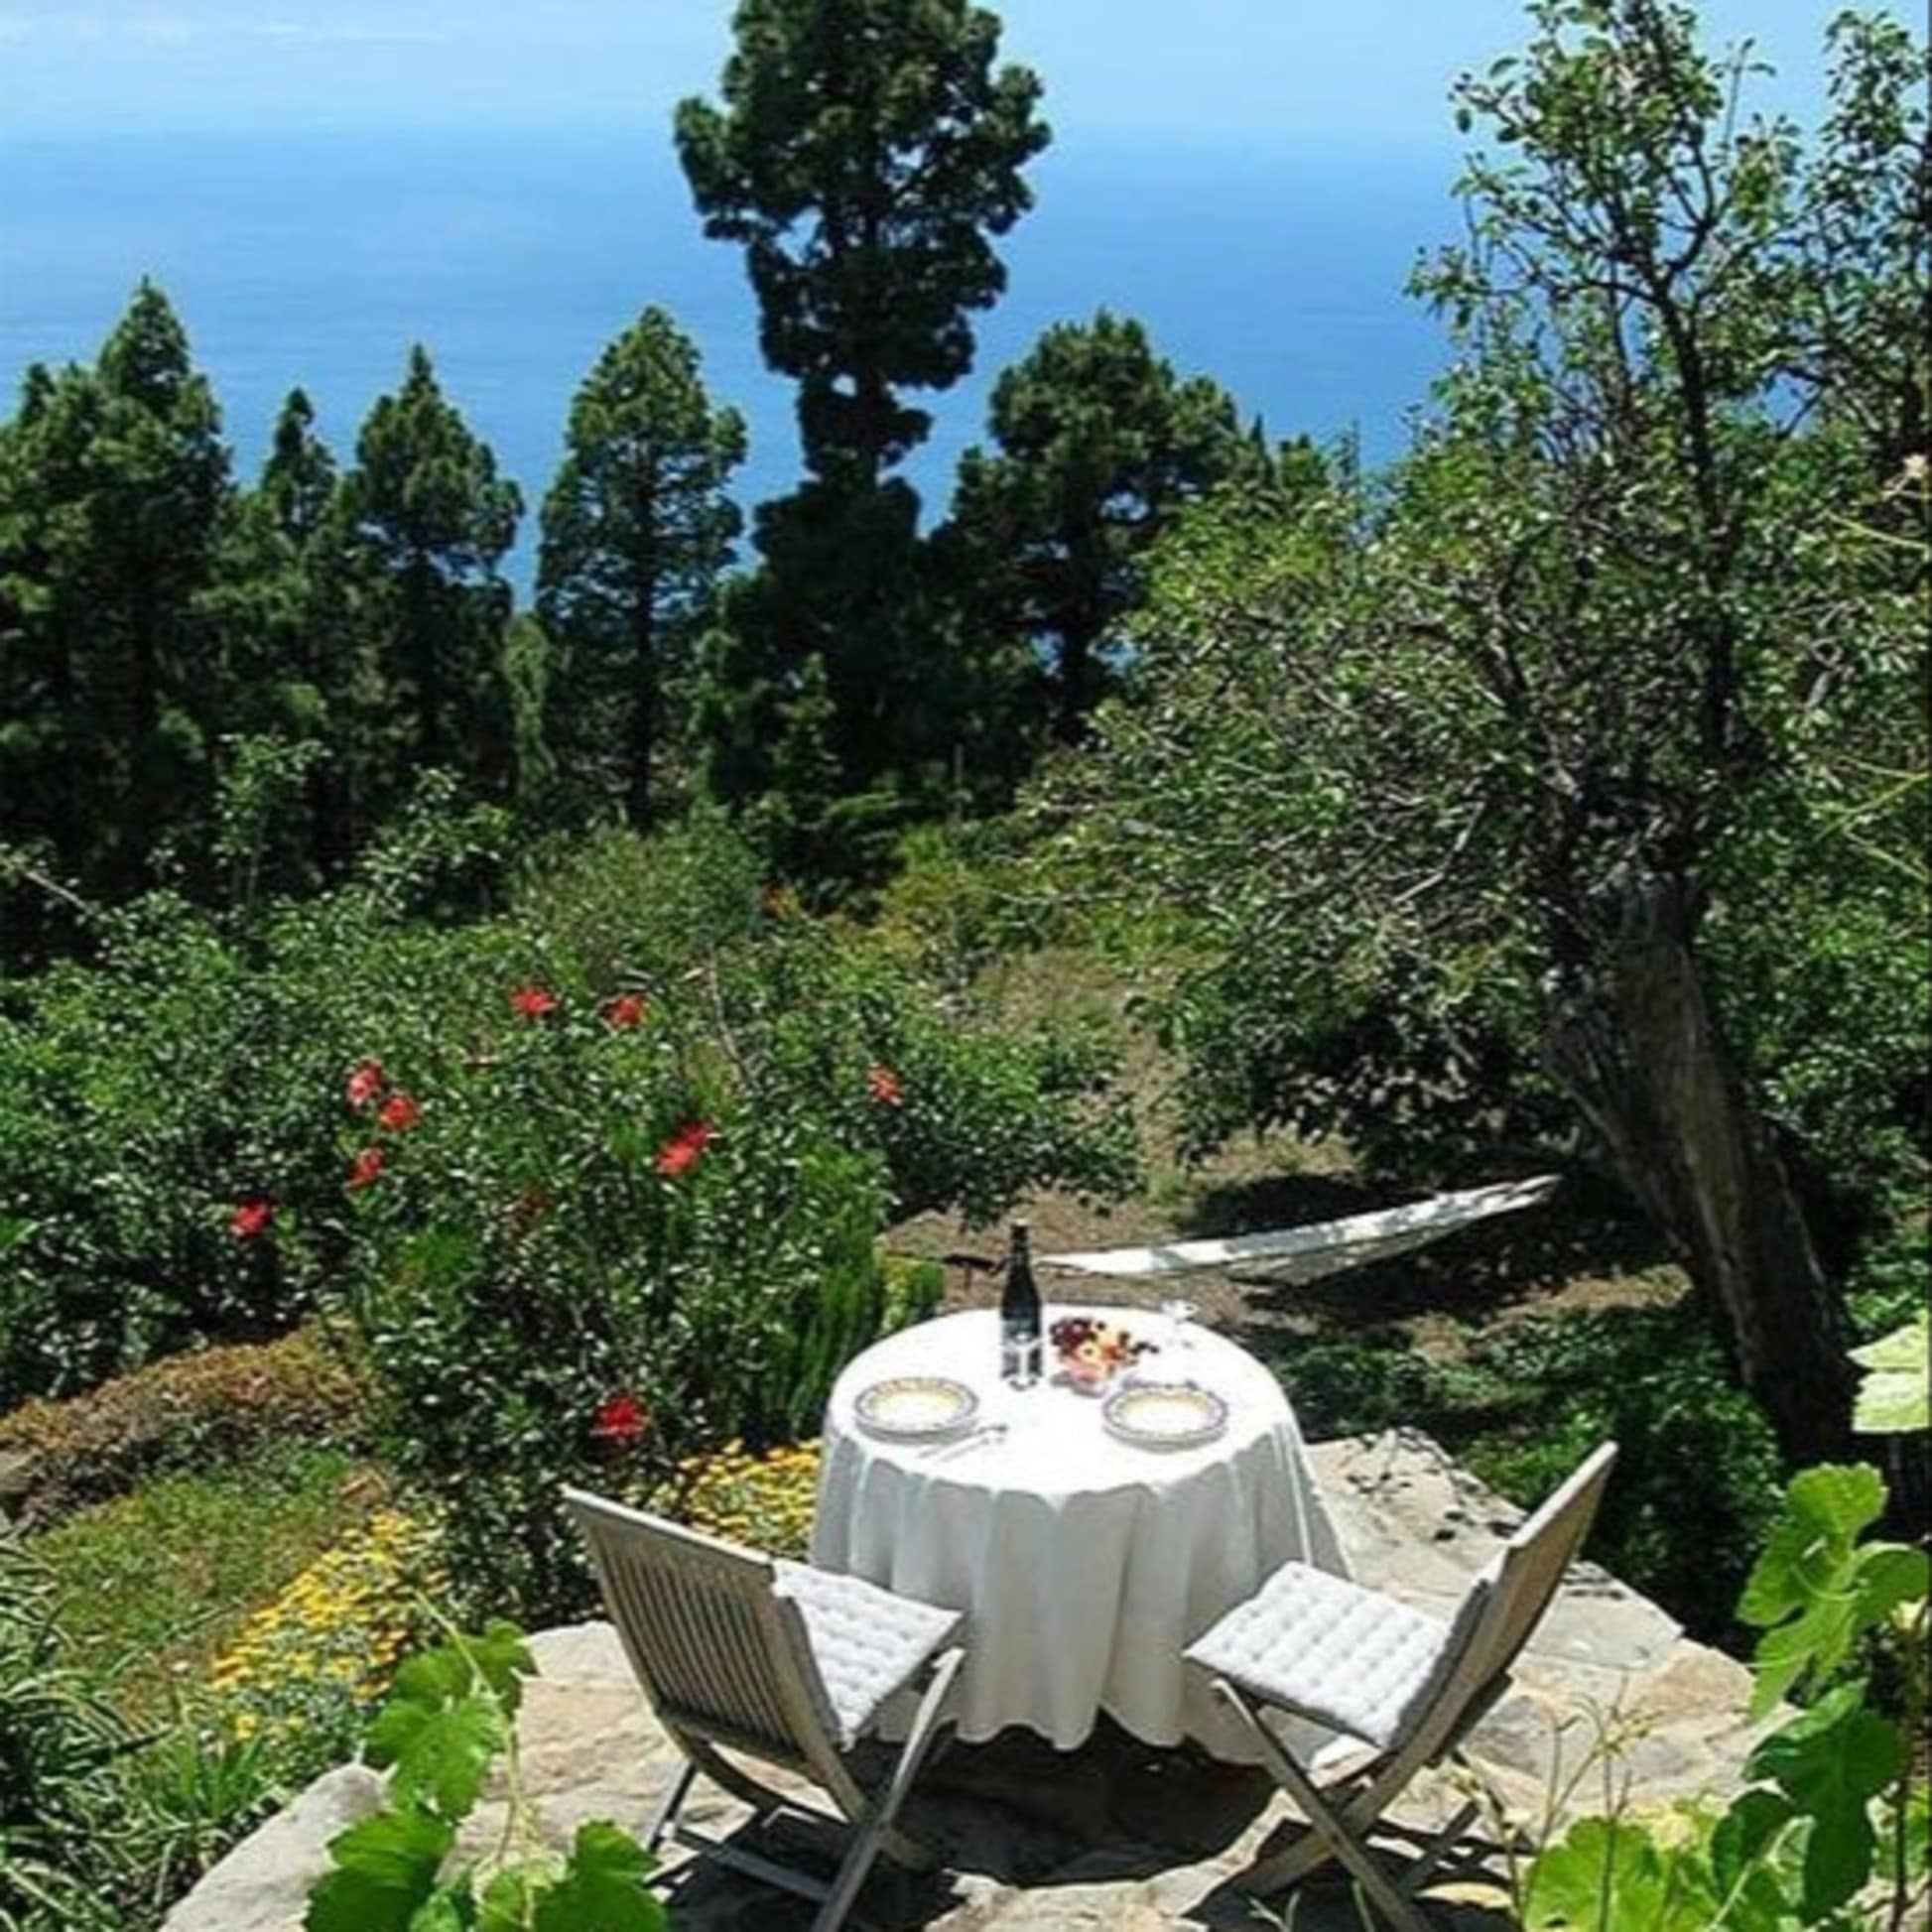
[1159,1296,1199,1357]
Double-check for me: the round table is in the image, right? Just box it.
[811,1305,1349,1758]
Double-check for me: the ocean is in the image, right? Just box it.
[0,124,1458,581]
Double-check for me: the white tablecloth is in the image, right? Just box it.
[812,1305,1349,1756]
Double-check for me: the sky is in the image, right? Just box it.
[0,1,1899,143]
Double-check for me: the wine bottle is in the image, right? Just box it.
[999,1219,1043,1389]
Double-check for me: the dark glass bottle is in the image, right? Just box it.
[999,1219,1043,1388]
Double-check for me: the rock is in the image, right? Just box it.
[161,1765,385,1932]
[0,1448,40,1521]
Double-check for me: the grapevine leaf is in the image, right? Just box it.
[466,1619,538,1718]
[530,1821,666,1931]
[476,1867,555,1932]
[305,1809,454,1932]
[367,1693,506,1822]
[408,1887,477,1931]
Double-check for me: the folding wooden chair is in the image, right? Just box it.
[1184,1441,1617,1931]
[564,1487,966,1932]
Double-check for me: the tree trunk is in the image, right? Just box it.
[1543,872,1857,1468]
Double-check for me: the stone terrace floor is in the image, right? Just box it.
[167,1431,1774,1932]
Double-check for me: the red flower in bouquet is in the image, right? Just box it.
[510,984,559,1021]
[602,991,648,1029]
[229,1199,274,1240]
[346,1147,385,1192]
[377,1091,422,1133]
[865,1064,904,1107]
[345,1059,385,1110]
[591,1391,651,1448]
[654,1121,713,1178]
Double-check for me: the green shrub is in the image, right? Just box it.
[0,1328,366,1524]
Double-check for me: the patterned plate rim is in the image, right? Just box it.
[854,1374,979,1441]
[1100,1379,1228,1450]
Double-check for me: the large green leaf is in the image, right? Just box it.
[1521,1817,1719,1930]
[366,1693,506,1822]
[1746,1684,1903,1917]
[305,1809,455,1932]
[1851,1318,1930,1434]
[529,1821,665,1932]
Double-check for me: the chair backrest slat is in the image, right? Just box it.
[1398,1442,1617,1762]
[564,1487,825,1758]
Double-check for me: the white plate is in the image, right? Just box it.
[1101,1380,1228,1451]
[854,1375,979,1442]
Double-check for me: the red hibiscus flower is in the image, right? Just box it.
[377,1092,422,1133]
[865,1064,905,1107]
[602,991,648,1029]
[510,984,559,1021]
[346,1147,385,1192]
[345,1059,385,1110]
[229,1199,274,1240]
[591,1391,651,1448]
[654,1121,713,1178]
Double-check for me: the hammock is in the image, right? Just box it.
[1041,1175,1559,1286]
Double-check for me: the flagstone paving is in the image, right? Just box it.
[165,1430,1773,1932]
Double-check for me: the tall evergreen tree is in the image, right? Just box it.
[260,387,336,550]
[942,311,1282,738]
[338,346,522,802]
[0,283,233,902]
[537,309,745,827]
[676,0,1050,491]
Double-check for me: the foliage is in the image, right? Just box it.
[1519,1461,1929,1930]
[537,307,746,828]
[207,1505,450,1756]
[305,1620,667,1932]
[319,817,1123,1621]
[942,310,1288,739]
[0,1328,365,1524]
[676,0,1048,490]
[337,345,523,799]
[1055,0,1929,1467]
[0,282,233,924]
[663,1439,823,1559]
[30,1445,372,1722]
[0,1529,128,1929]
[1276,1300,1786,1640]
[0,1526,294,1932]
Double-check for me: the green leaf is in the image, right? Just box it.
[1521,1816,1718,1930]
[529,1821,665,1932]
[1746,1687,1903,1916]
[366,1693,506,1822]
[408,1889,477,1932]
[1851,1318,1930,1434]
[477,1867,557,1932]
[305,1809,455,1932]
[466,1619,538,1718]
[1708,1788,1794,1897]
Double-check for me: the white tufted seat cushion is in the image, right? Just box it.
[773,1562,964,1749]
[1185,1561,1486,1750]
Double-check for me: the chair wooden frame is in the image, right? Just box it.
[565,1486,965,1932]
[1196,1442,1618,1931]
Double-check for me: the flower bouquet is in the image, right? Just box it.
[1049,1315,1157,1395]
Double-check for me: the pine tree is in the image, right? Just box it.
[338,346,522,804]
[0,284,234,901]
[537,309,745,827]
[677,0,1049,491]
[942,311,1280,739]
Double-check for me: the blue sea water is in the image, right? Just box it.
[0,125,1458,582]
